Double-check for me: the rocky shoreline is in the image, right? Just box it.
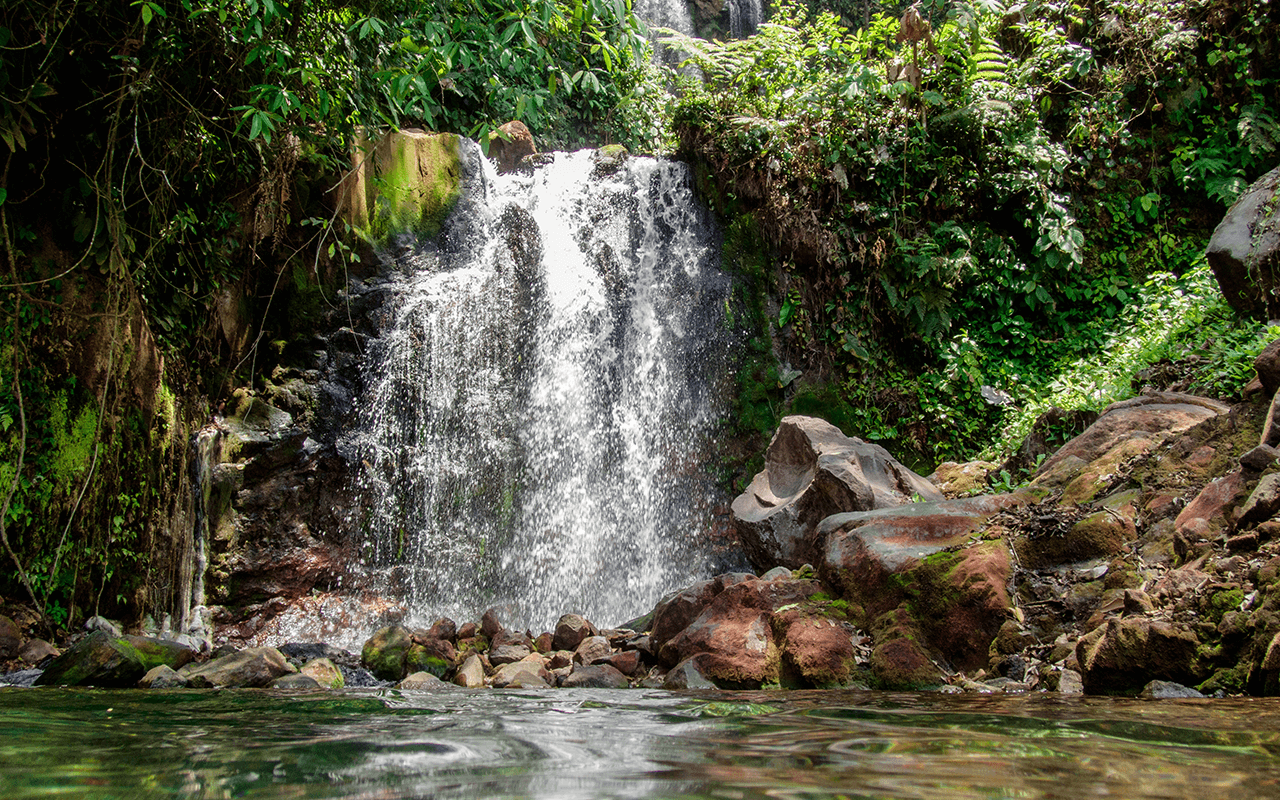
[9,341,1280,698]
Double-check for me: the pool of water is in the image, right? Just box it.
[2,687,1278,799]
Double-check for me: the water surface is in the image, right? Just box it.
[3,687,1278,799]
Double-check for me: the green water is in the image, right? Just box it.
[2,687,1278,799]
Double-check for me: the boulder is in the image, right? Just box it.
[488,121,537,174]
[1175,470,1248,541]
[1256,339,1280,397]
[927,460,997,499]
[553,614,595,651]
[1139,680,1205,699]
[771,607,861,687]
[18,639,58,665]
[1076,617,1201,695]
[662,655,719,690]
[731,416,942,570]
[658,578,821,687]
[139,665,190,689]
[0,614,20,660]
[572,636,611,666]
[453,654,486,688]
[271,673,321,689]
[562,664,630,689]
[361,625,414,681]
[595,650,642,677]
[1206,164,1280,319]
[123,635,198,672]
[590,144,629,178]
[301,657,345,688]
[35,632,148,687]
[1032,392,1229,500]
[1238,473,1280,527]
[490,631,532,666]
[869,637,944,690]
[491,658,551,688]
[398,671,453,690]
[405,638,456,678]
[179,647,296,688]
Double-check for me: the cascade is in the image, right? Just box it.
[728,0,763,38]
[632,0,701,76]
[346,145,740,631]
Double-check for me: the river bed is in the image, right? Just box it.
[2,687,1278,799]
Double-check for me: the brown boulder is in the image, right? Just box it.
[771,608,861,687]
[732,416,942,570]
[869,637,943,690]
[179,646,296,688]
[649,573,754,649]
[562,663,630,689]
[1256,339,1280,397]
[1175,470,1248,540]
[0,614,20,660]
[1076,617,1201,695]
[927,460,997,498]
[553,614,596,651]
[658,578,822,687]
[488,121,537,174]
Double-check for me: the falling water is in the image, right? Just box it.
[728,0,763,38]
[349,145,738,631]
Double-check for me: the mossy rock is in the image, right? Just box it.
[363,130,463,244]
[34,632,146,687]
[361,625,414,682]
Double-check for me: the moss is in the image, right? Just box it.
[1206,588,1246,624]
[47,391,98,494]
[367,132,463,244]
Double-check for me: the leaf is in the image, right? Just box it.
[0,188,6,206]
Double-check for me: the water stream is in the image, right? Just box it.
[345,148,739,632]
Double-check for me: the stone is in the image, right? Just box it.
[1032,392,1229,494]
[35,632,147,687]
[123,635,198,672]
[1240,444,1280,472]
[301,657,345,688]
[1238,473,1280,527]
[1139,680,1205,699]
[361,625,414,681]
[595,650,642,677]
[139,665,190,689]
[278,642,359,670]
[180,647,296,688]
[488,121,537,174]
[731,416,942,570]
[420,618,458,643]
[1175,470,1248,540]
[0,614,20,660]
[271,673,321,689]
[533,632,553,653]
[572,636,612,666]
[18,638,58,665]
[1257,340,1280,397]
[649,577,730,649]
[548,650,574,670]
[662,655,719,689]
[562,663,630,688]
[1123,589,1157,615]
[1000,408,1100,478]
[1016,508,1134,568]
[1056,669,1085,694]
[480,608,506,640]
[453,654,486,688]
[0,669,41,687]
[589,144,629,178]
[490,630,532,666]
[869,637,944,690]
[1206,164,1280,319]
[1076,617,1200,695]
[405,638,456,678]
[553,614,595,651]
[398,671,453,690]
[457,622,479,640]
[339,129,462,239]
[658,578,821,688]
[771,607,861,687]
[491,659,551,689]
[928,460,998,499]
[760,566,791,581]
[84,615,123,637]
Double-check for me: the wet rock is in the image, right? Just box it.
[1056,669,1084,695]
[553,614,595,651]
[457,622,479,640]
[1,669,42,687]
[662,655,719,689]
[650,577,727,648]
[1076,617,1200,695]
[480,608,506,640]
[279,642,359,670]
[732,416,942,570]
[595,650,642,677]
[420,618,458,643]
[271,673,321,689]
[1123,589,1157,615]
[491,658,551,688]
[0,614,20,660]
[35,632,148,687]
[1139,680,1205,699]
[180,647,296,688]
[139,665,190,689]
[398,671,453,690]
[1238,473,1280,528]
[659,578,821,688]
[994,654,1026,681]
[563,663,630,688]
[361,625,414,681]
[869,637,944,690]
[124,635,198,672]
[453,654,486,688]
[1206,164,1280,319]
[772,607,861,687]
[301,658,345,688]
[572,636,611,666]
[590,144,629,178]
[405,638,456,678]
[488,121,537,174]
[490,631,532,666]
[548,650,574,670]
[928,460,997,499]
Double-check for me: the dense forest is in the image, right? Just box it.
[0,0,1277,633]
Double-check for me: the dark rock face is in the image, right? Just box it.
[732,416,942,570]
[1076,618,1201,695]
[561,663,629,689]
[35,632,146,687]
[0,614,20,660]
[361,626,414,681]
[1206,164,1280,320]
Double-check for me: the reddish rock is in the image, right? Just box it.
[18,638,58,665]
[491,658,551,688]
[572,635,611,666]
[658,578,821,687]
[732,416,942,570]
[533,632,554,653]
[1016,508,1133,568]
[595,649,642,677]
[488,121,537,174]
[480,608,505,640]
[405,638,456,677]
[1175,470,1248,539]
[457,622,479,640]
[650,574,754,650]
[1256,340,1280,397]
[420,618,457,643]
[553,613,595,651]
[771,608,861,687]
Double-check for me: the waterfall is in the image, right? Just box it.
[728,0,763,38]
[347,145,738,631]
[632,0,702,77]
